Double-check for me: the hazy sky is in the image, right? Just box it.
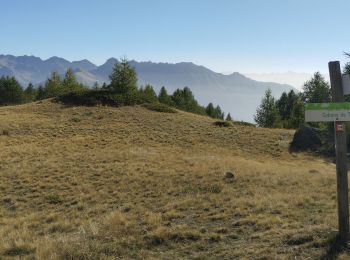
[1,0,350,74]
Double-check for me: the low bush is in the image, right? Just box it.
[57,89,139,107]
[213,121,231,127]
[142,103,177,113]
[3,246,34,257]
[70,117,81,123]
[46,194,62,204]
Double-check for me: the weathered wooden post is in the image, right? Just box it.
[329,61,349,243]
[305,61,350,243]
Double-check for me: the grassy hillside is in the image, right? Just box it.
[0,100,347,259]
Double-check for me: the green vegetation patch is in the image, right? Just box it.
[285,234,314,246]
[142,103,177,113]
[46,194,62,204]
[57,89,138,107]
[213,121,232,127]
[181,184,222,194]
[3,246,34,256]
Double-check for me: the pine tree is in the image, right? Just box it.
[62,68,81,93]
[172,87,205,114]
[143,84,157,103]
[254,89,280,128]
[226,113,233,121]
[0,76,24,105]
[276,90,299,128]
[109,58,138,94]
[276,92,288,120]
[215,105,224,119]
[206,103,215,117]
[158,86,172,105]
[44,72,62,98]
[36,85,45,100]
[93,82,100,90]
[286,90,297,114]
[302,72,331,103]
[24,83,36,102]
[289,98,305,128]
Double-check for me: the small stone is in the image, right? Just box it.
[224,172,235,182]
[309,169,319,174]
[224,172,234,179]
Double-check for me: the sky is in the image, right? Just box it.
[1,0,350,74]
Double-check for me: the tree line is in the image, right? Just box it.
[256,53,350,129]
[0,59,231,121]
[254,72,331,129]
[0,68,84,105]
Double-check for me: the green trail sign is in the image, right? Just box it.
[305,102,350,122]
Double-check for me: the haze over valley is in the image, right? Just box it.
[0,54,295,122]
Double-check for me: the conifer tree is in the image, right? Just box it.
[172,87,205,114]
[158,86,172,105]
[289,98,304,128]
[44,72,62,98]
[226,113,233,121]
[24,83,36,102]
[36,85,45,100]
[302,72,330,103]
[62,68,82,93]
[206,103,215,117]
[142,84,157,103]
[254,89,280,128]
[0,76,24,105]
[276,92,288,120]
[215,105,224,119]
[109,58,137,94]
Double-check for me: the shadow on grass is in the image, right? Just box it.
[321,234,349,260]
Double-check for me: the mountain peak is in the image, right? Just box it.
[71,59,97,71]
[105,57,118,64]
[46,56,69,63]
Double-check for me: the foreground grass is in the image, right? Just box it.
[0,100,347,259]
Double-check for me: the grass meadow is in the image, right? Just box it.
[0,100,348,259]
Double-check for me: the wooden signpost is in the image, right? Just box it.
[305,61,349,243]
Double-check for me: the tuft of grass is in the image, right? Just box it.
[145,225,201,247]
[142,102,177,113]
[70,117,81,123]
[285,234,314,246]
[2,129,10,136]
[46,194,62,204]
[213,121,231,127]
[3,246,34,256]
[182,185,222,194]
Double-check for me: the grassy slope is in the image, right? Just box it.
[0,100,346,259]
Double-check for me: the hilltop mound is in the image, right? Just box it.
[0,101,342,259]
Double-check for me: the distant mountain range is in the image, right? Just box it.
[0,54,295,122]
[244,72,318,90]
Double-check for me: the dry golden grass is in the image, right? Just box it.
[0,100,347,259]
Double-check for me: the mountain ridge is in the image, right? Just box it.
[0,54,295,121]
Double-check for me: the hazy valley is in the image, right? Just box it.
[0,55,295,122]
